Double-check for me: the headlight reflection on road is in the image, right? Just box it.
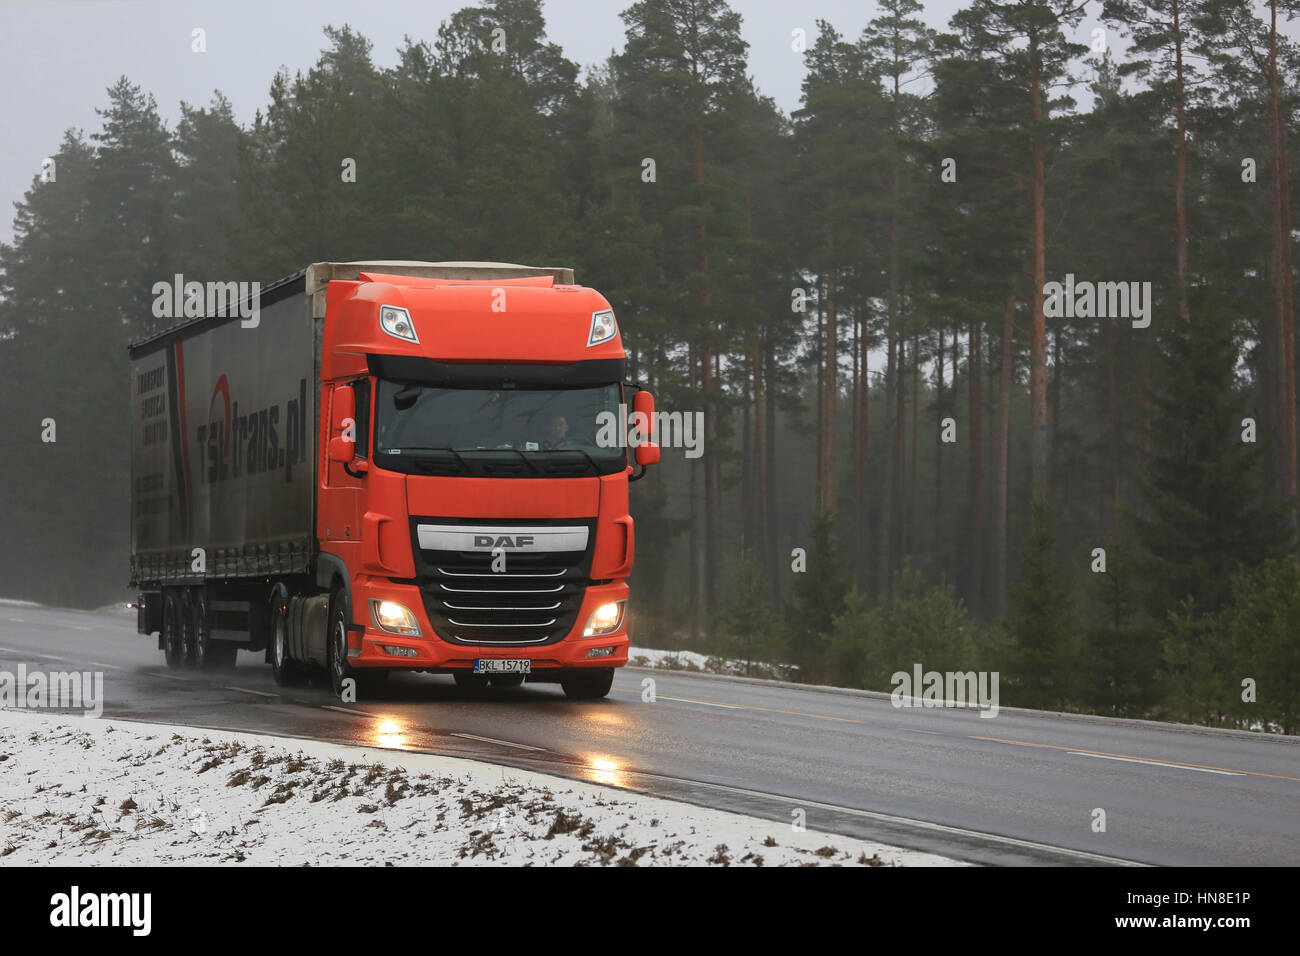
[584,708,631,730]
[372,717,411,749]
[586,756,627,787]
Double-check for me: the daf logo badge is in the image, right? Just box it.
[473,534,535,549]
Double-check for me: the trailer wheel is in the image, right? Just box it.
[162,590,186,669]
[180,590,199,667]
[193,591,237,671]
[560,668,615,700]
[327,590,386,700]
[270,591,306,687]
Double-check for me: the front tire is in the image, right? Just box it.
[560,668,614,700]
[328,591,387,700]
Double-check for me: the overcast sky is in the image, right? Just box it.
[0,0,1219,246]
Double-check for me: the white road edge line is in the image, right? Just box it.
[1068,751,1244,776]
[225,687,278,699]
[450,732,545,752]
[88,662,121,670]
[643,776,1149,866]
[656,695,743,710]
[320,705,375,716]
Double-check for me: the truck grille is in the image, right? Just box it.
[409,519,594,646]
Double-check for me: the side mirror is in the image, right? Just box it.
[635,441,660,466]
[631,387,659,469]
[328,384,364,469]
[332,384,355,431]
[328,436,357,463]
[632,387,655,426]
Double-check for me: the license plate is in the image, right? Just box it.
[474,658,531,675]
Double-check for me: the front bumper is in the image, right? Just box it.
[347,577,629,671]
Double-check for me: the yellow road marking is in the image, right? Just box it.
[971,735,1300,783]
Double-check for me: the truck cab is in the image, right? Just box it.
[309,263,658,699]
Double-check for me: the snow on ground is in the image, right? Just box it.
[0,599,42,608]
[0,709,965,866]
[628,646,798,680]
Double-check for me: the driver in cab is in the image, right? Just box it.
[540,415,574,450]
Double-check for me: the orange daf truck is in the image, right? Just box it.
[128,261,659,700]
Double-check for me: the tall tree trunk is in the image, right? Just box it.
[889,333,905,592]
[709,349,722,600]
[1270,0,1298,531]
[751,330,768,561]
[823,266,838,511]
[1173,0,1191,325]
[857,300,870,588]
[1029,28,1049,504]
[765,343,780,597]
[1103,318,1120,538]
[886,72,904,594]
[995,291,1016,616]
[970,320,984,611]
[909,333,919,555]
[1050,325,1062,502]
[688,340,700,638]
[690,112,719,619]
[885,314,898,591]
[935,326,945,561]
[816,275,825,508]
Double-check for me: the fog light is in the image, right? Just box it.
[370,599,422,636]
[582,600,625,637]
[586,646,615,658]
[383,645,418,658]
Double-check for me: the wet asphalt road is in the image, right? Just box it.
[2,603,1298,866]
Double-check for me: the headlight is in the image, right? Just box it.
[583,600,625,637]
[380,305,419,344]
[588,309,617,347]
[370,599,422,636]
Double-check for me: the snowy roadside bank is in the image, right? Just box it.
[0,709,966,867]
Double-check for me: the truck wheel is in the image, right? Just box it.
[162,590,186,669]
[328,591,387,700]
[560,668,615,700]
[180,590,199,667]
[193,591,237,671]
[453,672,491,691]
[270,594,306,687]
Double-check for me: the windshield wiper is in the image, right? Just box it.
[491,447,541,476]
[384,447,471,474]
[538,447,604,476]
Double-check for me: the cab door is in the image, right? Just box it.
[321,378,372,578]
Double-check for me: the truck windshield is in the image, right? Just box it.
[374,381,627,477]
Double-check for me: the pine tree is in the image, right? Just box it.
[784,508,848,683]
[1133,296,1290,621]
[1002,499,1076,709]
